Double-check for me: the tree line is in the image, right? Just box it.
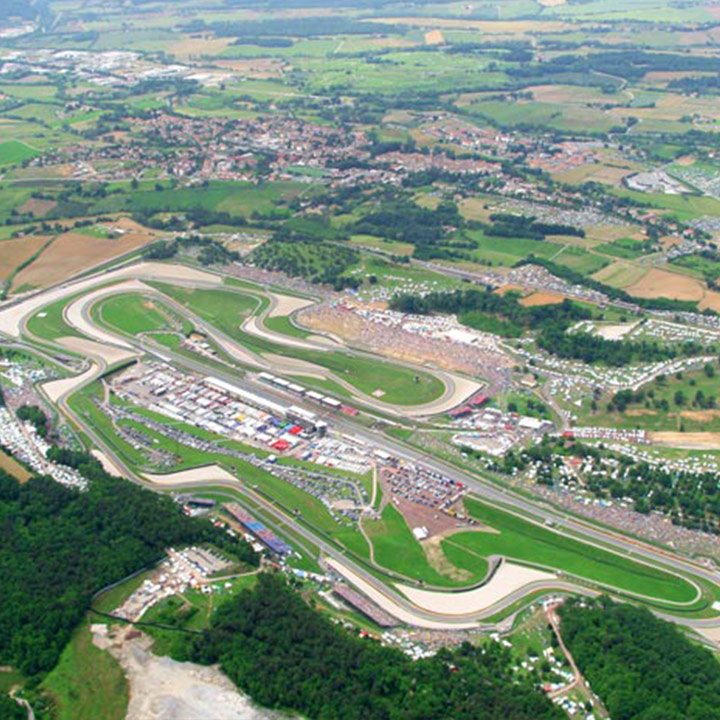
[559,597,720,720]
[185,573,562,720]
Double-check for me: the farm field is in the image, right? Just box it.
[468,232,560,266]
[0,234,50,282]
[593,262,649,289]
[621,267,720,310]
[10,231,155,293]
[0,448,32,482]
[0,139,40,165]
[464,98,616,134]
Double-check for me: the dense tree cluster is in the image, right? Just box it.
[508,50,720,84]
[0,452,256,677]
[15,405,49,438]
[389,286,587,329]
[250,236,359,289]
[189,573,562,720]
[0,695,24,720]
[143,235,240,266]
[536,323,674,366]
[560,597,720,720]
[352,199,466,260]
[669,74,720,95]
[485,213,584,240]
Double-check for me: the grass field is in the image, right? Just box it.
[263,315,311,339]
[287,374,353,398]
[40,620,127,720]
[349,234,415,257]
[611,187,720,221]
[109,180,305,219]
[0,448,31,482]
[592,262,649,289]
[448,497,697,603]
[97,294,176,335]
[468,231,560,267]
[552,246,609,275]
[26,294,85,341]
[364,503,488,587]
[464,98,615,134]
[0,139,40,166]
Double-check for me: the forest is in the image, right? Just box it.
[0,695,24,720]
[250,235,360,288]
[507,50,720,84]
[559,597,720,720]
[485,214,585,240]
[352,199,464,254]
[0,453,256,677]
[189,573,562,720]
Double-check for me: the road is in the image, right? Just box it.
[47,312,720,631]
[8,262,720,635]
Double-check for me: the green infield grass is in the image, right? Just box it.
[153,283,445,406]
[97,293,175,335]
[25,295,85,341]
[364,503,488,588]
[447,497,697,604]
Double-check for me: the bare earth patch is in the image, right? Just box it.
[213,57,287,78]
[595,320,641,340]
[520,291,567,307]
[424,29,445,44]
[679,409,720,421]
[626,408,658,417]
[93,627,287,720]
[651,431,720,449]
[91,449,126,478]
[422,527,495,583]
[0,235,50,281]
[169,34,234,61]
